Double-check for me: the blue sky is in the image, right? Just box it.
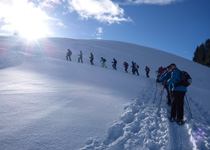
[0,0,210,60]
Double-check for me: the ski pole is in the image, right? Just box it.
[153,82,158,103]
[157,86,165,114]
[185,95,193,119]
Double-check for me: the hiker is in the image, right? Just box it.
[123,61,129,73]
[165,63,187,125]
[156,66,166,81]
[112,58,117,70]
[131,61,136,74]
[100,57,107,68]
[78,51,83,63]
[159,65,172,105]
[89,52,94,65]
[135,63,140,76]
[145,66,150,78]
[66,49,72,61]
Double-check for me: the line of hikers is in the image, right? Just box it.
[67,49,192,125]
[156,63,192,125]
[66,49,150,77]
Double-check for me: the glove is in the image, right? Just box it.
[162,80,167,87]
[156,79,161,83]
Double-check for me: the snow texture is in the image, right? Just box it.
[0,36,209,150]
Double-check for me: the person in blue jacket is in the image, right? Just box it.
[165,63,187,125]
[100,57,107,68]
[159,66,172,105]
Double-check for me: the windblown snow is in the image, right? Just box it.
[0,36,209,150]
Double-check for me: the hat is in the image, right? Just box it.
[169,63,176,67]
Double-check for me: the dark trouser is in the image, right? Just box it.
[165,86,171,105]
[146,72,149,77]
[90,59,93,65]
[66,55,71,61]
[112,64,116,69]
[132,68,135,74]
[78,57,83,63]
[135,69,139,76]
[125,67,128,72]
[171,91,185,120]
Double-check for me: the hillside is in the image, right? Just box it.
[0,36,209,150]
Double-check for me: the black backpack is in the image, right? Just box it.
[175,71,192,87]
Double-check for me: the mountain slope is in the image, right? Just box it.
[0,36,209,150]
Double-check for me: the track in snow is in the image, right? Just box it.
[81,80,170,150]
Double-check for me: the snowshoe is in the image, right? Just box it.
[176,118,186,125]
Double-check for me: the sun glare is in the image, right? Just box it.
[10,0,50,40]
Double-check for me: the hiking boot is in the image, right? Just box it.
[169,117,176,122]
[176,119,186,125]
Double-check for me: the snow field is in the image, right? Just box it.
[0,36,210,150]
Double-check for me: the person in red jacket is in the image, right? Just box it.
[123,61,129,73]
[145,66,150,78]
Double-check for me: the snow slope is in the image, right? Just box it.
[0,36,209,150]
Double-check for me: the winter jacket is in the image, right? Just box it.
[101,58,106,63]
[160,70,171,82]
[145,67,150,72]
[166,68,187,92]
[112,59,117,64]
[78,51,83,58]
[90,53,94,59]
[123,62,128,68]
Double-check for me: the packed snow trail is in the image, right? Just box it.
[81,81,210,150]
[81,80,170,149]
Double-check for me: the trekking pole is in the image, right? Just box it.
[185,95,193,119]
[157,86,165,114]
[153,82,158,103]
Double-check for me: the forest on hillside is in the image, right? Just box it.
[193,39,210,67]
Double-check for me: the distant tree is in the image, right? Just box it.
[193,44,205,65]
[205,39,210,67]
[193,39,210,67]
[193,46,200,62]
[199,44,206,65]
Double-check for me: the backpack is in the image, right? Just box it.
[175,71,192,87]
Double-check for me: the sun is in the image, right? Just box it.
[10,0,50,40]
[16,15,49,40]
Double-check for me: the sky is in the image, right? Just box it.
[0,0,210,60]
